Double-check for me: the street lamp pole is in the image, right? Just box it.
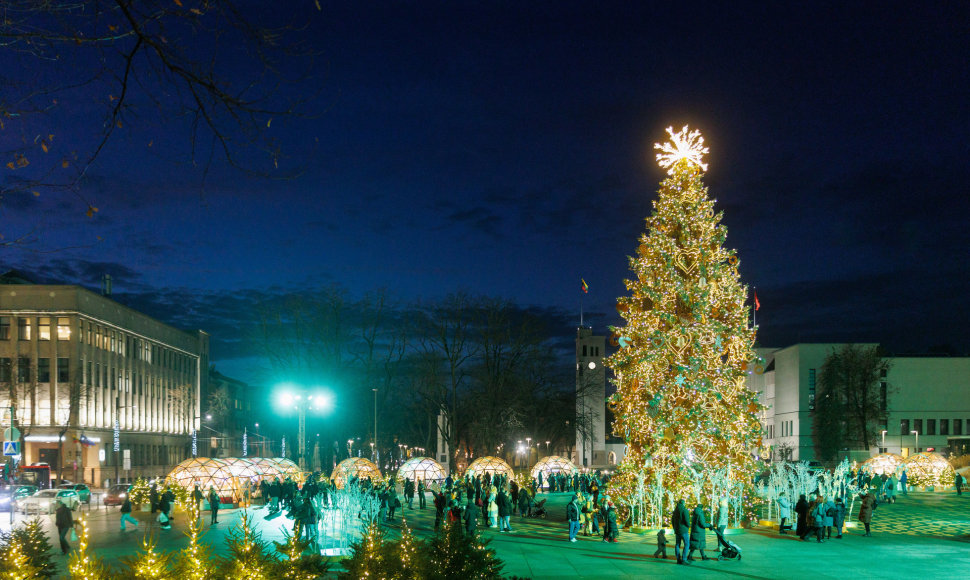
[881,430,887,451]
[298,400,307,470]
[373,388,378,462]
[911,430,919,454]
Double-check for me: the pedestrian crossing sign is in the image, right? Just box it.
[2,441,18,456]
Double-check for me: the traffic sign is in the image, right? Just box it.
[2,441,19,456]
[3,427,19,441]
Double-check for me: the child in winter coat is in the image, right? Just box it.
[653,529,668,558]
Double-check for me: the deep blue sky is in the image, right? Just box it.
[4,2,969,380]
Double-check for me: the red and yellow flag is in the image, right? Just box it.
[581,279,589,294]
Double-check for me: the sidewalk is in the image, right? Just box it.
[2,489,968,578]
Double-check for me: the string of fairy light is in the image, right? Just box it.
[606,125,765,520]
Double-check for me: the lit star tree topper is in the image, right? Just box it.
[606,125,764,527]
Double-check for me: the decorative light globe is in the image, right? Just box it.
[465,456,514,480]
[330,457,382,489]
[397,456,446,485]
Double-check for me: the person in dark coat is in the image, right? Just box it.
[404,478,415,509]
[672,499,691,565]
[208,486,220,525]
[463,497,478,536]
[794,494,809,538]
[857,489,876,536]
[686,503,710,561]
[432,488,447,531]
[120,497,139,531]
[417,479,426,509]
[55,500,75,554]
[149,483,159,514]
[832,497,846,539]
[518,487,532,517]
[497,488,513,532]
[653,528,668,559]
[566,494,581,542]
[603,501,619,543]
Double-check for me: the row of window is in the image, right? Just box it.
[0,357,69,383]
[0,317,71,341]
[0,316,196,375]
[900,418,967,437]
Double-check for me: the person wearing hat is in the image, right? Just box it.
[566,494,581,542]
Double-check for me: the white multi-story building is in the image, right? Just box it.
[747,344,970,462]
[0,275,207,485]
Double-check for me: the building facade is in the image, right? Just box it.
[574,327,608,468]
[746,344,970,463]
[0,281,207,485]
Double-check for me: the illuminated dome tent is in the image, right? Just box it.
[465,456,514,480]
[902,452,956,488]
[167,457,305,502]
[330,458,382,489]
[861,453,904,476]
[397,457,446,485]
[530,456,579,486]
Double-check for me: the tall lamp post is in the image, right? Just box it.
[911,430,919,455]
[277,390,333,471]
[881,430,888,451]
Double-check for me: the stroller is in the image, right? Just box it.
[530,498,548,518]
[717,539,742,561]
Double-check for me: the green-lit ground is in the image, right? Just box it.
[4,488,968,578]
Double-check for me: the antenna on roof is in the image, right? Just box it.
[101,274,112,296]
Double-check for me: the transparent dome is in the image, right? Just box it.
[165,456,303,498]
[861,453,904,475]
[330,457,383,489]
[530,455,579,483]
[397,456,446,484]
[465,456,514,480]
[902,452,955,488]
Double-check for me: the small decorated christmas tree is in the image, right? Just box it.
[116,536,172,579]
[217,513,276,580]
[606,126,764,524]
[67,516,110,580]
[0,519,57,578]
[171,503,212,580]
[1,539,42,580]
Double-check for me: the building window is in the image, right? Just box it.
[0,317,9,340]
[940,419,949,436]
[18,318,31,341]
[900,419,909,436]
[57,317,71,340]
[0,358,10,382]
[926,419,936,436]
[808,368,816,411]
[914,419,922,435]
[57,358,69,383]
[955,420,963,436]
[38,358,50,383]
[17,357,30,382]
[38,317,51,341]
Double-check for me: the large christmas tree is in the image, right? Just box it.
[606,126,764,526]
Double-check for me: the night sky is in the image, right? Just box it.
[4,2,969,382]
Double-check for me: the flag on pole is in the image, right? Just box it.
[581,278,589,294]
[754,290,761,311]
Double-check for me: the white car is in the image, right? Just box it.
[17,489,80,514]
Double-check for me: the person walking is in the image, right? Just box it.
[120,497,139,532]
[794,493,809,538]
[463,496,478,537]
[672,498,691,565]
[886,474,897,504]
[857,488,876,536]
[417,479,427,509]
[604,500,619,543]
[404,478,415,509]
[822,496,836,539]
[653,528,668,559]
[956,472,965,496]
[497,487,513,532]
[811,498,826,542]
[777,491,792,534]
[900,469,908,495]
[208,486,221,525]
[686,502,710,561]
[55,500,75,555]
[832,497,846,539]
[192,484,204,518]
[713,498,731,551]
[566,494,581,542]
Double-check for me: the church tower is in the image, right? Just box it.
[575,327,606,467]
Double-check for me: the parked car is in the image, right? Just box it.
[103,484,131,507]
[17,489,80,514]
[59,483,91,504]
[0,485,38,512]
